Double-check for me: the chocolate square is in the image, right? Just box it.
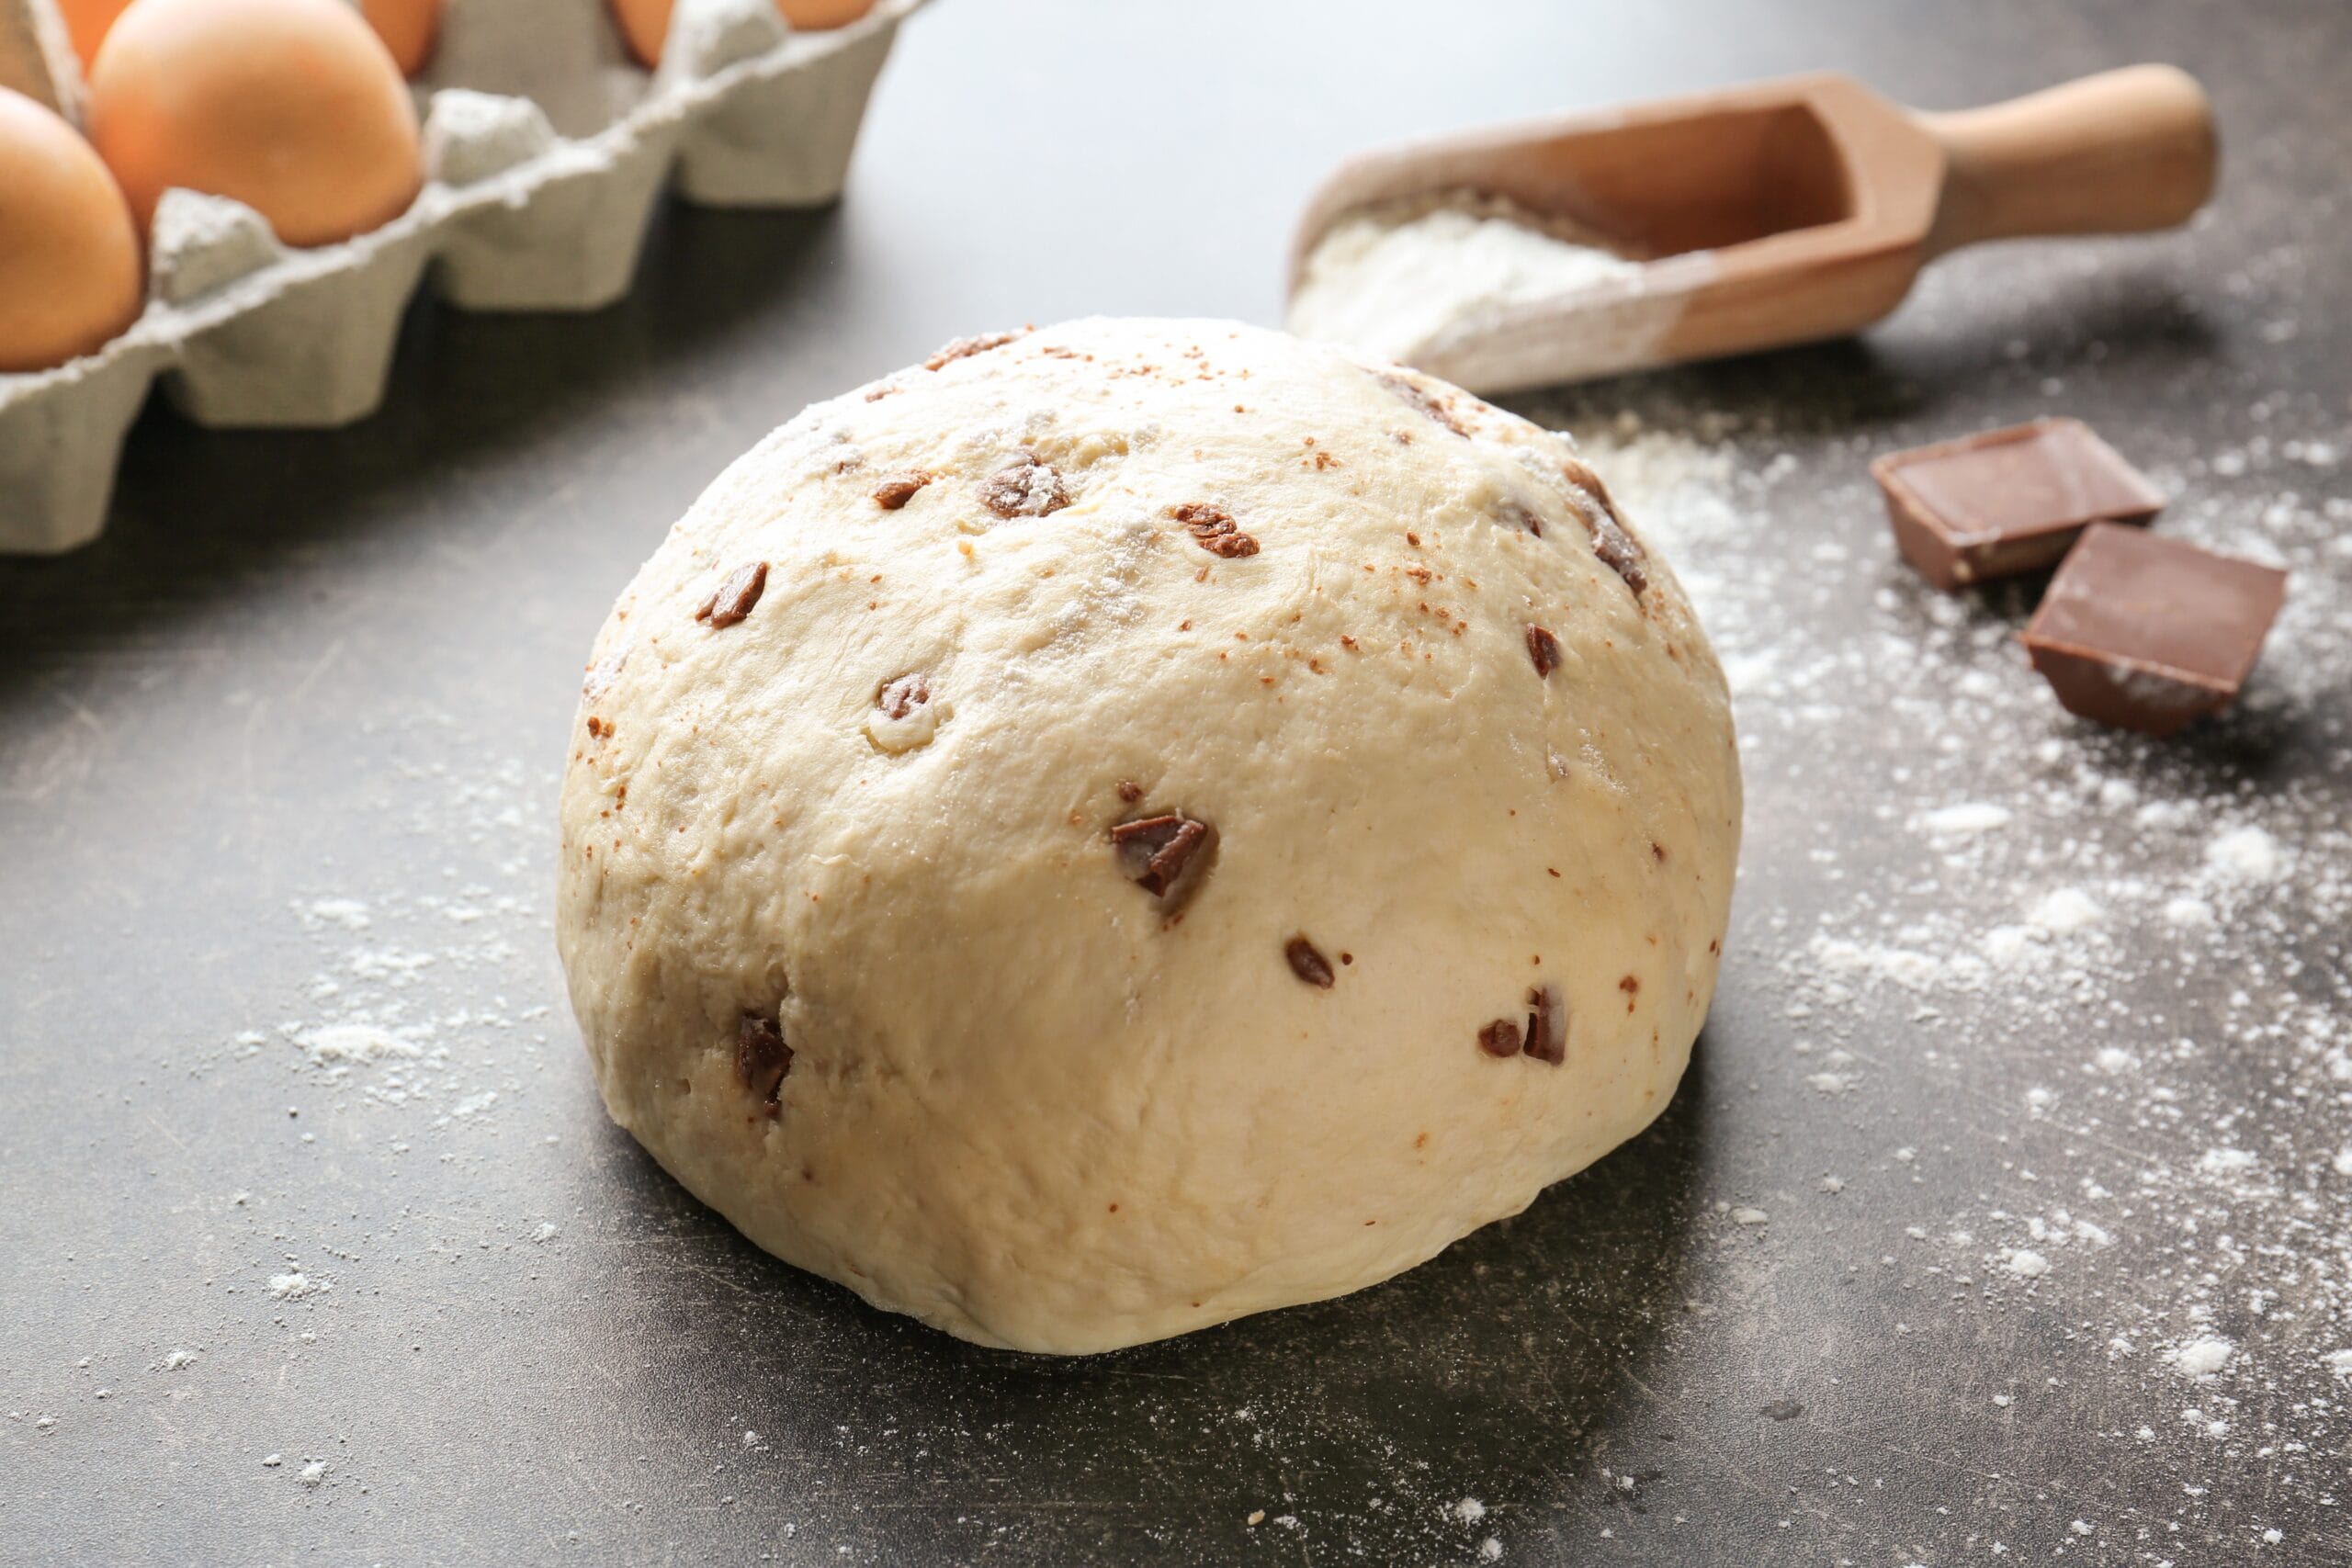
[1873,418,2165,590]
[2020,522,2288,737]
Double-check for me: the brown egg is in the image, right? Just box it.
[608,0,669,68]
[0,88,143,373]
[86,0,422,248]
[779,0,876,28]
[56,0,135,65]
[362,0,442,77]
[610,0,877,68]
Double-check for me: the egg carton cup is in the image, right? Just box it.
[0,0,925,555]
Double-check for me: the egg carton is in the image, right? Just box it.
[0,0,925,555]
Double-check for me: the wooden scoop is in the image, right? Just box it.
[1289,66,2217,394]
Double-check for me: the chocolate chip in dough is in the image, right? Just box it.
[736,1011,792,1116]
[1170,502,1261,559]
[1109,813,1214,901]
[1560,458,1649,597]
[925,331,1024,370]
[1524,984,1566,1065]
[1525,624,1563,678]
[1477,1019,1523,1057]
[696,561,769,628]
[1375,370,1470,437]
[1284,936,1336,989]
[871,471,931,510]
[980,454,1070,519]
[876,672,930,720]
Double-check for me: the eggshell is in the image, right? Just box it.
[362,0,442,76]
[0,87,143,373]
[610,0,876,66]
[86,0,423,248]
[56,0,135,64]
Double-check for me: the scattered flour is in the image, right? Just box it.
[302,897,372,931]
[2026,887,2103,934]
[2173,1337,2235,1378]
[2163,895,2217,928]
[2195,1147,2257,1178]
[266,1271,321,1300]
[2204,825,2286,882]
[298,1023,424,1068]
[1921,803,2013,836]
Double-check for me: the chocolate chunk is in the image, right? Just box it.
[871,470,931,510]
[980,454,1070,519]
[1525,625,1562,678]
[1376,369,1469,437]
[924,330,1023,370]
[1115,780,1144,803]
[1587,513,1648,596]
[1497,497,1544,537]
[1560,457,1648,596]
[1284,936,1335,989]
[1170,502,1260,559]
[1477,1019,1523,1057]
[2019,521,2287,737]
[1524,984,1566,1065]
[696,561,769,628]
[1873,418,2164,591]
[1109,813,1214,901]
[876,672,930,720]
[736,1011,792,1115]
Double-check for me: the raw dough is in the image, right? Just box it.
[556,317,1740,1354]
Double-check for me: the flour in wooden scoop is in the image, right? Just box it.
[1288,191,1642,370]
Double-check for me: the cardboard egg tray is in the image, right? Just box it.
[0,0,925,555]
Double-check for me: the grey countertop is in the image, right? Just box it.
[4,2,2349,1563]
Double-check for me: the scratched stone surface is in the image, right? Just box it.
[3,2,2348,1563]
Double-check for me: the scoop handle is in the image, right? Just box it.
[1918,65,2217,255]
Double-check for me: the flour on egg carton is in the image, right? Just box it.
[0,0,925,555]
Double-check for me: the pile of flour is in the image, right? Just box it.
[1287,192,1641,367]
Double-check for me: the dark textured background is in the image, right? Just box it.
[4,2,2348,1563]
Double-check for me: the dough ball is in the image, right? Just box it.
[555,317,1740,1354]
